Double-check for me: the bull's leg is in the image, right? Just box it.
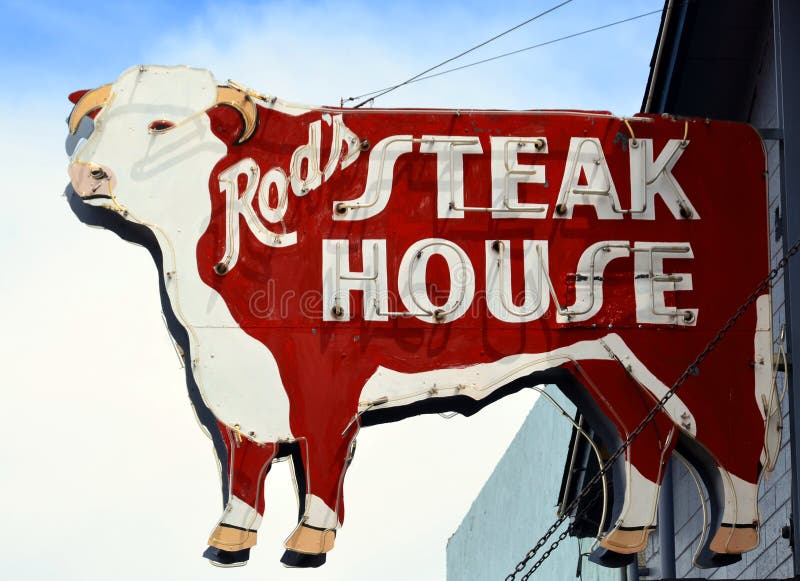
[281,431,356,568]
[599,437,674,555]
[707,295,772,555]
[575,359,678,556]
[708,468,760,554]
[204,424,276,567]
[679,309,769,559]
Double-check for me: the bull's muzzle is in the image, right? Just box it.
[69,161,117,201]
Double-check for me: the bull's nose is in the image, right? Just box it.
[69,161,116,200]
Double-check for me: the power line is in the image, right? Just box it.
[350,0,573,108]
[399,10,663,87]
[346,7,662,106]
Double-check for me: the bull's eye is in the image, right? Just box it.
[148,120,175,133]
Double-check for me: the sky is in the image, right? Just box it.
[0,1,662,579]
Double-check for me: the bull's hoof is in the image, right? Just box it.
[203,546,249,567]
[284,524,336,554]
[599,527,651,554]
[588,546,634,568]
[281,549,326,568]
[693,548,742,568]
[710,524,758,554]
[208,524,258,551]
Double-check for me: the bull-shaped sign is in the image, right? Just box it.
[66,65,778,570]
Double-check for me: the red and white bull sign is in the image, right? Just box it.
[67,66,775,570]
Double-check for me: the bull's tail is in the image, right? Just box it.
[755,294,782,474]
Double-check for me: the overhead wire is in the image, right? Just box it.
[346,6,663,107]
[349,0,574,108]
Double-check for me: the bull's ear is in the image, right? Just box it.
[69,84,112,134]
[214,86,258,145]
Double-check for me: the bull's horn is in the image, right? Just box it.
[68,84,111,135]
[215,86,258,145]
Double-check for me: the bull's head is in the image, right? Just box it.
[68,65,258,226]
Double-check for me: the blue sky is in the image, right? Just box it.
[2,0,661,109]
[0,1,183,81]
[0,1,662,579]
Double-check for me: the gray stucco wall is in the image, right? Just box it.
[446,388,619,581]
[641,18,794,580]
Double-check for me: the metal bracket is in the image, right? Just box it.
[758,127,784,141]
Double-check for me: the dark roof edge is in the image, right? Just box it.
[642,0,689,113]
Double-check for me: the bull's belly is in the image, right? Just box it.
[358,332,697,437]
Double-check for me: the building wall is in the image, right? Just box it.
[641,16,794,579]
[446,388,619,581]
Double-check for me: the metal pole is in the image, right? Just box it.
[658,461,676,578]
[626,560,638,581]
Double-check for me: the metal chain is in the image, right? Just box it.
[520,484,605,580]
[507,515,569,580]
[506,238,800,580]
